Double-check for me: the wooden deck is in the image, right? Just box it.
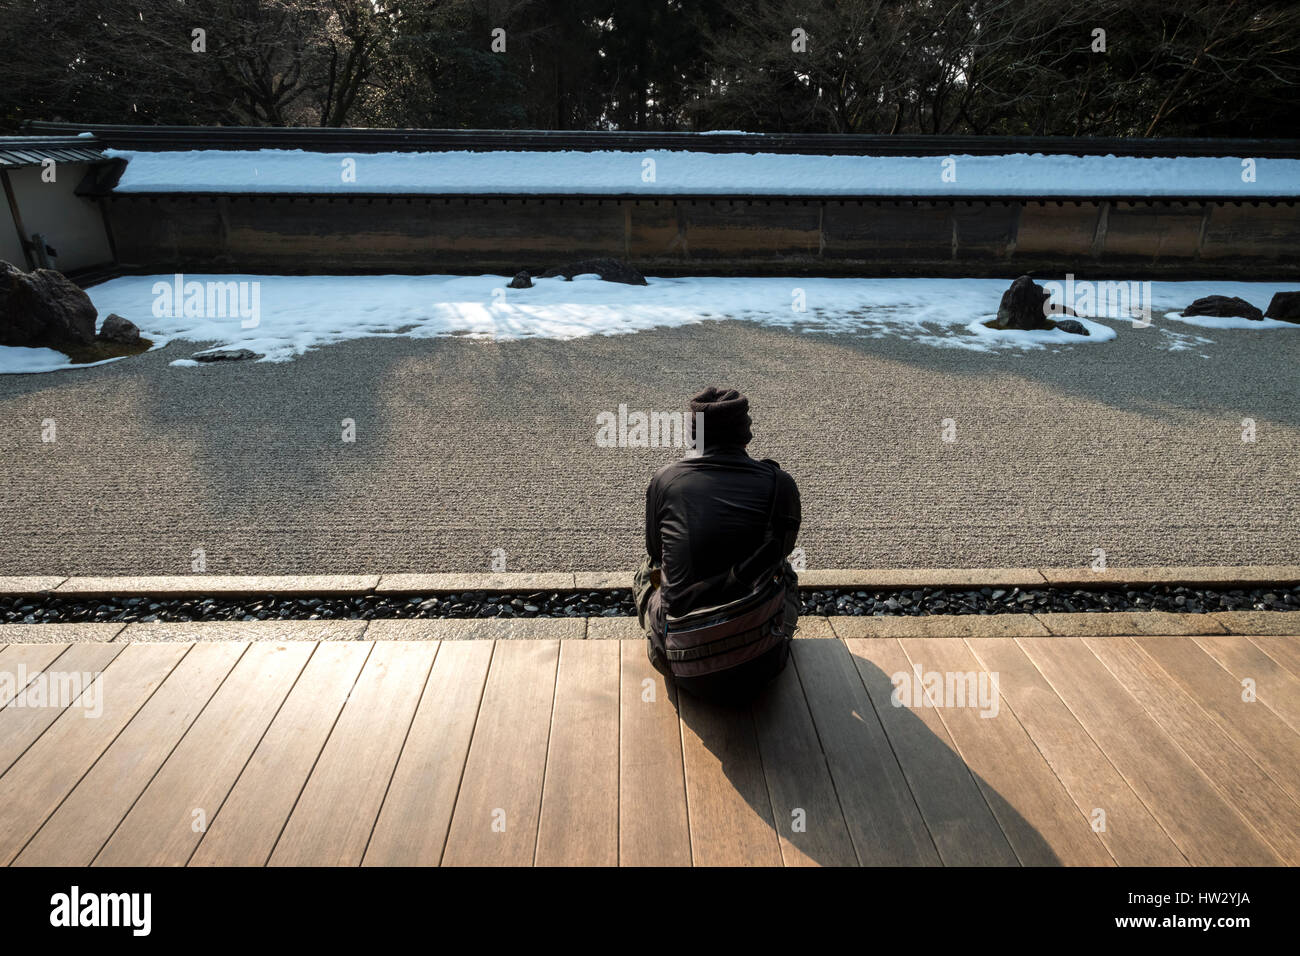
[1,635,1297,867]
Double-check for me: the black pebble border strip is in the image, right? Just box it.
[3,584,1299,625]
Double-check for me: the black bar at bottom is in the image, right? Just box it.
[0,865,1283,942]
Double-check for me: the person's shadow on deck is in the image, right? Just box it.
[671,638,1082,867]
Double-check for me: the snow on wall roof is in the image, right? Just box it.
[102,148,1300,197]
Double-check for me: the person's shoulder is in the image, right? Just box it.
[649,457,691,488]
[756,456,793,479]
[758,457,799,492]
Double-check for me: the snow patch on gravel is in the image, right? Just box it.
[2,274,1295,373]
[0,346,127,374]
[1158,328,1217,351]
[966,317,1118,349]
[77,274,1123,364]
[1163,312,1297,330]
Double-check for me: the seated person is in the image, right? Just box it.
[634,387,802,702]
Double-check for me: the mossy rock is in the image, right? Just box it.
[983,317,1060,331]
[56,337,154,364]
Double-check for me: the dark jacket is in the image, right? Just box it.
[645,447,801,617]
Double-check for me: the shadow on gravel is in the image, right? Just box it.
[2,311,1298,574]
[796,314,1300,429]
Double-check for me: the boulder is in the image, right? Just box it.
[990,275,1054,331]
[1048,302,1081,318]
[1264,291,1300,323]
[0,260,97,347]
[1054,319,1089,336]
[538,257,647,285]
[98,313,141,345]
[193,348,262,363]
[507,270,533,289]
[1182,295,1263,321]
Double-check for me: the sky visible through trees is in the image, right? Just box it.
[2,0,1297,136]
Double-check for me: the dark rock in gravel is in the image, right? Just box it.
[507,270,533,289]
[1183,295,1263,321]
[1054,318,1089,336]
[193,348,262,363]
[539,257,647,286]
[97,312,141,345]
[1264,291,1300,323]
[989,275,1055,331]
[0,260,97,347]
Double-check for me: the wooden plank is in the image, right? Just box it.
[791,640,939,865]
[441,640,560,866]
[1087,636,1300,865]
[845,638,1019,866]
[0,643,71,708]
[899,638,1113,866]
[0,643,124,776]
[1195,635,1300,734]
[678,688,783,867]
[269,641,438,866]
[92,641,315,866]
[362,641,492,866]
[0,642,192,865]
[189,642,372,866]
[1133,636,1300,806]
[963,638,1186,866]
[1016,637,1282,865]
[1250,635,1300,678]
[535,640,620,866]
[752,651,857,866]
[14,642,245,866]
[618,640,690,867]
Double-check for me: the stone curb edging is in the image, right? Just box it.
[0,576,70,595]
[1035,566,1300,587]
[3,565,1299,598]
[34,574,384,598]
[799,568,1050,589]
[0,611,1295,643]
[375,572,581,594]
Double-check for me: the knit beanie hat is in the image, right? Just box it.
[688,386,752,449]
